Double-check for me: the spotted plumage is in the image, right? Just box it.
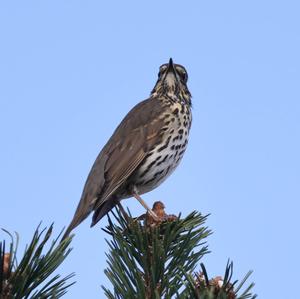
[62,58,192,240]
[131,102,191,195]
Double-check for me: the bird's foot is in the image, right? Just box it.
[133,191,160,221]
[145,201,178,226]
[146,208,160,221]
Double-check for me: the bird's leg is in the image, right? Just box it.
[117,202,130,221]
[132,191,159,220]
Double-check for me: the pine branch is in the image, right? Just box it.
[180,261,257,299]
[0,224,75,299]
[102,205,211,299]
[101,203,256,299]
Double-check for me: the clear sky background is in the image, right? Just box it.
[1,1,299,298]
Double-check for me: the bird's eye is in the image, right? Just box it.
[160,65,167,72]
[180,72,188,83]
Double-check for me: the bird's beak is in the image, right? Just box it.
[166,58,177,76]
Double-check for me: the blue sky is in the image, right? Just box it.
[1,1,299,298]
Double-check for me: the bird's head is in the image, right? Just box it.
[151,58,191,105]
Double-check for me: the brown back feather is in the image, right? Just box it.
[62,97,166,239]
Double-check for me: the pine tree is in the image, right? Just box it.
[0,225,74,299]
[102,203,256,299]
[1,203,256,298]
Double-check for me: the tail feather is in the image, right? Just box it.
[61,213,88,241]
[91,197,119,227]
[61,196,119,242]
[61,201,92,242]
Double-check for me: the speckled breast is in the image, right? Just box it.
[133,102,192,195]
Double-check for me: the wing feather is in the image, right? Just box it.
[63,97,166,238]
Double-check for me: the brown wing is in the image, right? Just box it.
[95,102,165,207]
[62,97,165,239]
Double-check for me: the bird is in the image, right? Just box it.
[62,58,192,240]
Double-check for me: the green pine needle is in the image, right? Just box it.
[180,261,257,299]
[0,224,75,298]
[101,208,256,299]
[102,208,211,299]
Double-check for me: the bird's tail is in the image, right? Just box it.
[61,202,92,242]
[61,220,77,242]
[91,196,119,227]
[61,196,119,241]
